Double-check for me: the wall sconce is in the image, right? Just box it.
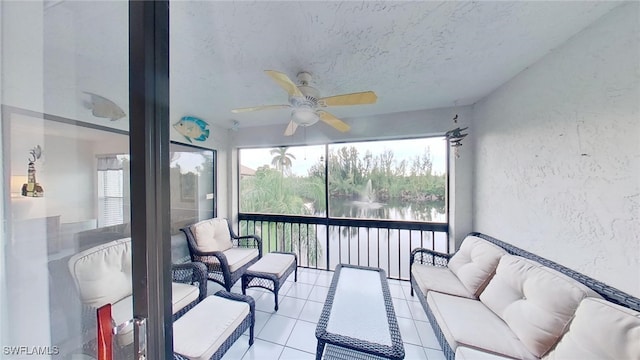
[445,114,468,158]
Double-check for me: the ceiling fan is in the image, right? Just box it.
[231,70,377,136]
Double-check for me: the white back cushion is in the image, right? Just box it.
[68,238,132,308]
[190,218,233,252]
[480,255,601,357]
[447,236,507,296]
[544,297,640,360]
[411,264,475,299]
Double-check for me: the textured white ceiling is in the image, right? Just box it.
[45,1,621,130]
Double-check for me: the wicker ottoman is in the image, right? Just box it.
[173,291,254,360]
[241,252,297,311]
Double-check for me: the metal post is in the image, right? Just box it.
[129,1,172,358]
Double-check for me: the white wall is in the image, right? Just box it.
[41,135,95,222]
[0,0,6,347]
[472,3,640,297]
[232,105,475,248]
[1,0,52,350]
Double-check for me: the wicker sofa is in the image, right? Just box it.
[410,232,640,360]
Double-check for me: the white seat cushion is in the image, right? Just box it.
[411,264,475,299]
[247,253,295,277]
[427,291,537,360]
[171,282,200,314]
[174,295,250,360]
[456,346,517,360]
[543,297,640,360]
[190,218,233,253]
[480,255,602,358]
[111,283,201,347]
[447,236,507,297]
[223,247,260,272]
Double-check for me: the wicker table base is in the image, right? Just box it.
[323,344,389,360]
[315,264,405,360]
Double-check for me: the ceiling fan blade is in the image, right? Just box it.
[318,111,350,132]
[319,91,377,107]
[284,120,298,136]
[231,104,289,113]
[264,70,304,97]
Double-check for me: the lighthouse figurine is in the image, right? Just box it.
[21,145,44,197]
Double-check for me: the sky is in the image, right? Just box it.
[239,137,448,176]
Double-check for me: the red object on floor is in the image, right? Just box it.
[97,304,113,360]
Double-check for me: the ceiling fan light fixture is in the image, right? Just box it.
[291,107,319,126]
[231,70,376,136]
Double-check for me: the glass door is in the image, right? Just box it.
[0,1,169,358]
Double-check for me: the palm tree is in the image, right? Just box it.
[270,146,296,176]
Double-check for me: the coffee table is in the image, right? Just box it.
[315,264,405,360]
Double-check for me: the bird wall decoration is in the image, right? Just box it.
[445,114,468,157]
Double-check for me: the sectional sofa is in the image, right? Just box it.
[410,232,640,360]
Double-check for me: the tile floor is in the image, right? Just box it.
[206,267,446,360]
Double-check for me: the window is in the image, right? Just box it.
[97,155,129,227]
[239,145,326,216]
[238,137,447,222]
[169,142,216,234]
[96,143,216,233]
[328,137,446,222]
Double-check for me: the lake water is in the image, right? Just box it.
[328,198,446,223]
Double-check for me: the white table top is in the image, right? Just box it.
[325,267,393,346]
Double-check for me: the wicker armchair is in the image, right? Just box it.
[181,218,262,292]
[68,238,207,358]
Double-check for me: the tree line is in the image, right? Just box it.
[242,145,445,215]
[308,146,445,203]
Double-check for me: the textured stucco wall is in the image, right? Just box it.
[473,3,640,296]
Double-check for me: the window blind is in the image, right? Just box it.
[97,156,125,227]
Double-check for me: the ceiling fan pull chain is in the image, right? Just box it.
[303,125,307,146]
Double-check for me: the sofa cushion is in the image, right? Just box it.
[456,346,517,360]
[411,264,475,299]
[174,295,250,360]
[247,252,295,277]
[480,255,601,357]
[543,297,640,360]
[110,283,201,347]
[190,218,233,253]
[222,248,260,272]
[447,236,507,297]
[427,291,537,360]
[68,238,133,308]
[172,282,200,314]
